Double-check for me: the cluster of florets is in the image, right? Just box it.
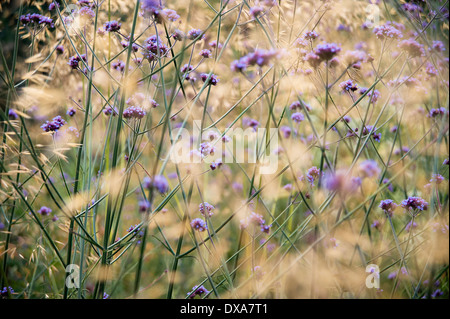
[291,112,304,124]
[306,166,322,186]
[432,41,445,52]
[127,224,144,243]
[314,43,341,61]
[103,105,117,116]
[199,142,215,157]
[398,39,425,57]
[19,13,54,28]
[243,117,260,130]
[180,64,194,80]
[240,212,272,234]
[340,79,359,92]
[191,218,207,232]
[427,107,447,118]
[187,29,204,40]
[8,109,18,120]
[187,285,210,299]
[104,20,121,32]
[38,206,52,216]
[359,159,381,178]
[68,54,87,69]
[289,101,311,112]
[379,199,398,217]
[112,60,126,72]
[1,286,14,298]
[41,116,66,132]
[143,35,170,61]
[121,40,139,52]
[138,200,150,213]
[361,125,382,142]
[123,106,146,119]
[200,73,219,86]
[373,23,403,39]
[143,175,169,194]
[401,196,429,212]
[303,30,319,41]
[231,49,279,72]
[199,202,215,217]
[430,174,445,185]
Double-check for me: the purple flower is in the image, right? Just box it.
[340,79,358,92]
[314,43,341,61]
[249,6,264,18]
[41,115,66,132]
[398,39,425,57]
[373,23,403,40]
[306,166,321,186]
[49,2,59,10]
[379,199,397,217]
[200,73,219,86]
[191,218,207,232]
[200,49,212,58]
[147,175,169,194]
[304,30,319,41]
[428,107,447,118]
[199,202,214,217]
[187,29,204,41]
[122,105,145,119]
[8,109,18,120]
[138,200,150,213]
[104,20,121,32]
[371,220,381,230]
[291,112,304,124]
[38,206,52,216]
[359,159,380,178]
[67,107,76,117]
[401,196,428,212]
[55,45,64,55]
[430,174,444,185]
[187,285,209,299]
[1,286,14,298]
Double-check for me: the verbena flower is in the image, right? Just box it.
[401,196,429,212]
[191,218,207,232]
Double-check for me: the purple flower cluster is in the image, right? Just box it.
[359,159,381,178]
[123,106,146,119]
[401,196,429,212]
[314,43,341,61]
[38,206,52,216]
[398,39,425,57]
[68,54,87,69]
[41,116,66,132]
[427,107,447,118]
[199,202,215,217]
[20,13,54,28]
[373,23,403,40]
[187,29,204,41]
[340,79,358,92]
[143,175,169,194]
[104,20,121,32]
[187,285,210,299]
[231,49,279,72]
[379,199,397,217]
[191,218,207,232]
[1,286,14,298]
[240,212,271,234]
[306,166,322,186]
[143,35,170,61]
[200,73,219,86]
